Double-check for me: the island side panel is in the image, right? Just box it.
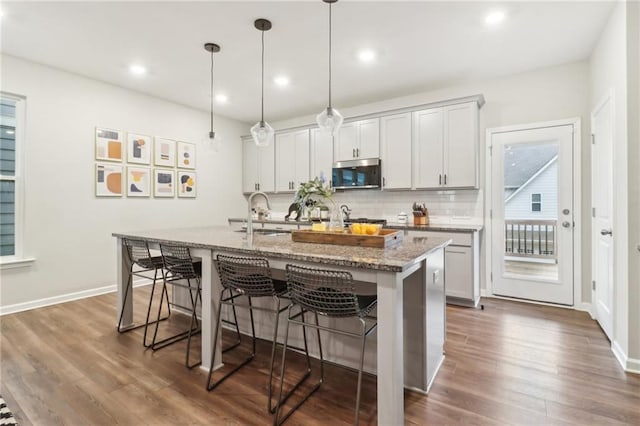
[403,259,427,392]
[115,236,133,328]
[426,247,446,391]
[376,269,405,426]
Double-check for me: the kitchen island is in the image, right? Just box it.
[113,226,450,425]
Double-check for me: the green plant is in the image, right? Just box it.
[293,173,333,210]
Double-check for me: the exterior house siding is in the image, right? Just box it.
[505,160,558,220]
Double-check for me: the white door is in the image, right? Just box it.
[334,122,357,162]
[443,102,478,188]
[381,113,412,189]
[310,128,333,183]
[357,118,380,159]
[275,132,295,192]
[591,94,614,340]
[242,137,258,193]
[413,108,443,189]
[490,124,574,305]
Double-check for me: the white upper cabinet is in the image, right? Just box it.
[413,101,478,189]
[275,129,310,192]
[381,112,412,189]
[310,128,334,184]
[334,118,380,162]
[243,136,275,193]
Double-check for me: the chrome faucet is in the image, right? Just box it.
[247,192,271,237]
[340,204,352,221]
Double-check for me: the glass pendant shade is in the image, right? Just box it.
[251,120,274,147]
[204,131,222,152]
[316,106,344,136]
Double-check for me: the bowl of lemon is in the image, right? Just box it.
[349,223,382,236]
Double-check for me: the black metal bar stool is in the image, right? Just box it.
[149,243,202,369]
[118,237,170,347]
[207,254,312,414]
[274,264,378,426]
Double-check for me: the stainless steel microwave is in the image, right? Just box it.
[332,158,381,189]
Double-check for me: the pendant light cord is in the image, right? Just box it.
[261,28,265,123]
[210,49,214,134]
[328,1,332,109]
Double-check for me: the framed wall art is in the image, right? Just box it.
[127,133,152,165]
[153,168,175,197]
[126,166,151,197]
[95,127,123,162]
[154,137,176,167]
[177,141,196,169]
[177,171,196,198]
[95,163,123,197]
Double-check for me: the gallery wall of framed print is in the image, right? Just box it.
[95,127,123,162]
[177,171,196,198]
[153,168,175,197]
[96,163,123,197]
[127,166,151,197]
[127,133,152,165]
[177,141,196,169]
[154,138,176,167]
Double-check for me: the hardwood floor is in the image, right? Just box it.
[1,288,639,425]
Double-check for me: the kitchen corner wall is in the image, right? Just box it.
[270,60,590,299]
[0,54,248,310]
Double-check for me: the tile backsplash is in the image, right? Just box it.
[261,188,484,226]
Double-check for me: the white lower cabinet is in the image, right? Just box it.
[406,229,480,307]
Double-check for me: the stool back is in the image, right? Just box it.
[160,243,199,280]
[285,264,360,318]
[214,254,277,297]
[123,238,153,266]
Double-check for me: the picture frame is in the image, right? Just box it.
[127,133,152,165]
[153,168,175,198]
[177,141,196,169]
[177,171,197,198]
[95,127,123,162]
[154,137,176,167]
[95,163,123,197]
[126,166,151,197]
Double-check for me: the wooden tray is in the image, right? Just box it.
[291,229,403,248]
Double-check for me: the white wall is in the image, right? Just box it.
[589,3,631,365]
[0,55,248,309]
[270,60,590,301]
[505,161,558,221]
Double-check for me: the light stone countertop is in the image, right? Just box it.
[113,226,451,272]
[228,217,483,233]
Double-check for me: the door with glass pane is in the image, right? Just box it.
[490,124,574,305]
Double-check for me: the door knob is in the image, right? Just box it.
[562,209,570,215]
[600,229,613,236]
[562,221,571,228]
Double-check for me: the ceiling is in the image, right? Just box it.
[0,1,615,124]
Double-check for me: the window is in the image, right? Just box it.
[531,193,542,212]
[0,95,25,263]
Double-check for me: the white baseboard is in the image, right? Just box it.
[0,278,153,316]
[612,340,640,374]
[480,290,592,315]
[575,302,593,317]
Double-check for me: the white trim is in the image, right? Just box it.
[627,357,640,374]
[612,340,628,371]
[575,302,594,318]
[485,117,582,307]
[0,278,152,316]
[0,257,36,270]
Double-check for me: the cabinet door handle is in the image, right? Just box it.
[356,148,360,157]
[383,177,386,187]
[257,183,260,191]
[352,148,356,158]
[439,174,442,185]
[444,174,447,185]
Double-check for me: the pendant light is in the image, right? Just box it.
[204,42,222,152]
[316,0,343,136]
[250,19,274,148]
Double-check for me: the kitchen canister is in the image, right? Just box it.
[397,212,408,224]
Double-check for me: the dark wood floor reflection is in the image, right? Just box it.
[1,287,639,425]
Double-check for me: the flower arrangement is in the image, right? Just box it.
[293,172,333,210]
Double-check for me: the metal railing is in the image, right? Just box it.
[505,220,557,260]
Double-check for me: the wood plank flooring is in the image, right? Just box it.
[1,288,639,425]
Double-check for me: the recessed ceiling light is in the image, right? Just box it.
[274,76,290,87]
[6,130,15,135]
[358,49,376,63]
[215,94,228,104]
[485,11,506,26]
[129,64,147,76]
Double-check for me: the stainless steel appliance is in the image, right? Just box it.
[332,158,381,189]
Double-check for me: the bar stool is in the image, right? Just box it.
[207,254,312,414]
[118,237,170,347]
[274,264,378,426]
[150,243,202,369]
